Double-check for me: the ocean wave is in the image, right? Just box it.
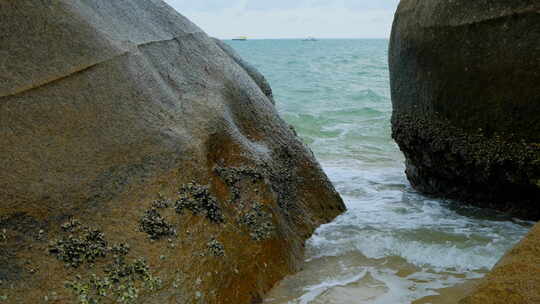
[229,39,531,304]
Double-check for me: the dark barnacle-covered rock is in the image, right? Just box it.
[139,208,176,240]
[175,183,224,224]
[48,225,108,268]
[207,238,225,257]
[239,202,274,241]
[389,0,540,219]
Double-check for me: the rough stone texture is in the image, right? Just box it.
[389,0,540,219]
[0,1,345,303]
[460,222,540,304]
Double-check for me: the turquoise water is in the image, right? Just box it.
[226,39,532,303]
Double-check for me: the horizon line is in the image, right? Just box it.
[217,37,390,40]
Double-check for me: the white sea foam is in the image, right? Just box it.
[229,39,532,303]
[308,164,528,271]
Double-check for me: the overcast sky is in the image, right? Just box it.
[164,0,400,39]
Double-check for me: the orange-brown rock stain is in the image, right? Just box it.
[0,138,344,304]
[460,223,540,304]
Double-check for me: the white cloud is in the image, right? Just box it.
[165,0,399,39]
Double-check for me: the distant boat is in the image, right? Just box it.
[303,37,317,41]
[232,36,248,41]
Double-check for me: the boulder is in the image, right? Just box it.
[0,0,345,303]
[460,222,540,304]
[389,0,540,219]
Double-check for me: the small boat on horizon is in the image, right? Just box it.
[232,36,248,41]
[303,37,318,41]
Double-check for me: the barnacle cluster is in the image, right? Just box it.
[61,218,82,232]
[48,219,161,303]
[110,243,130,257]
[48,223,108,268]
[392,112,540,218]
[393,113,540,176]
[139,208,176,240]
[150,194,171,209]
[239,202,274,241]
[215,166,263,187]
[214,165,278,240]
[175,183,224,223]
[138,186,224,240]
[215,166,264,203]
[49,219,135,269]
[261,147,299,212]
[207,238,225,257]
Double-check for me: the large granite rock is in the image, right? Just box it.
[389,0,540,219]
[0,1,345,303]
[460,222,540,304]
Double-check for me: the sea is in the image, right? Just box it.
[225,39,533,304]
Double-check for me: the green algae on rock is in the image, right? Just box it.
[49,220,162,303]
[65,257,162,304]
